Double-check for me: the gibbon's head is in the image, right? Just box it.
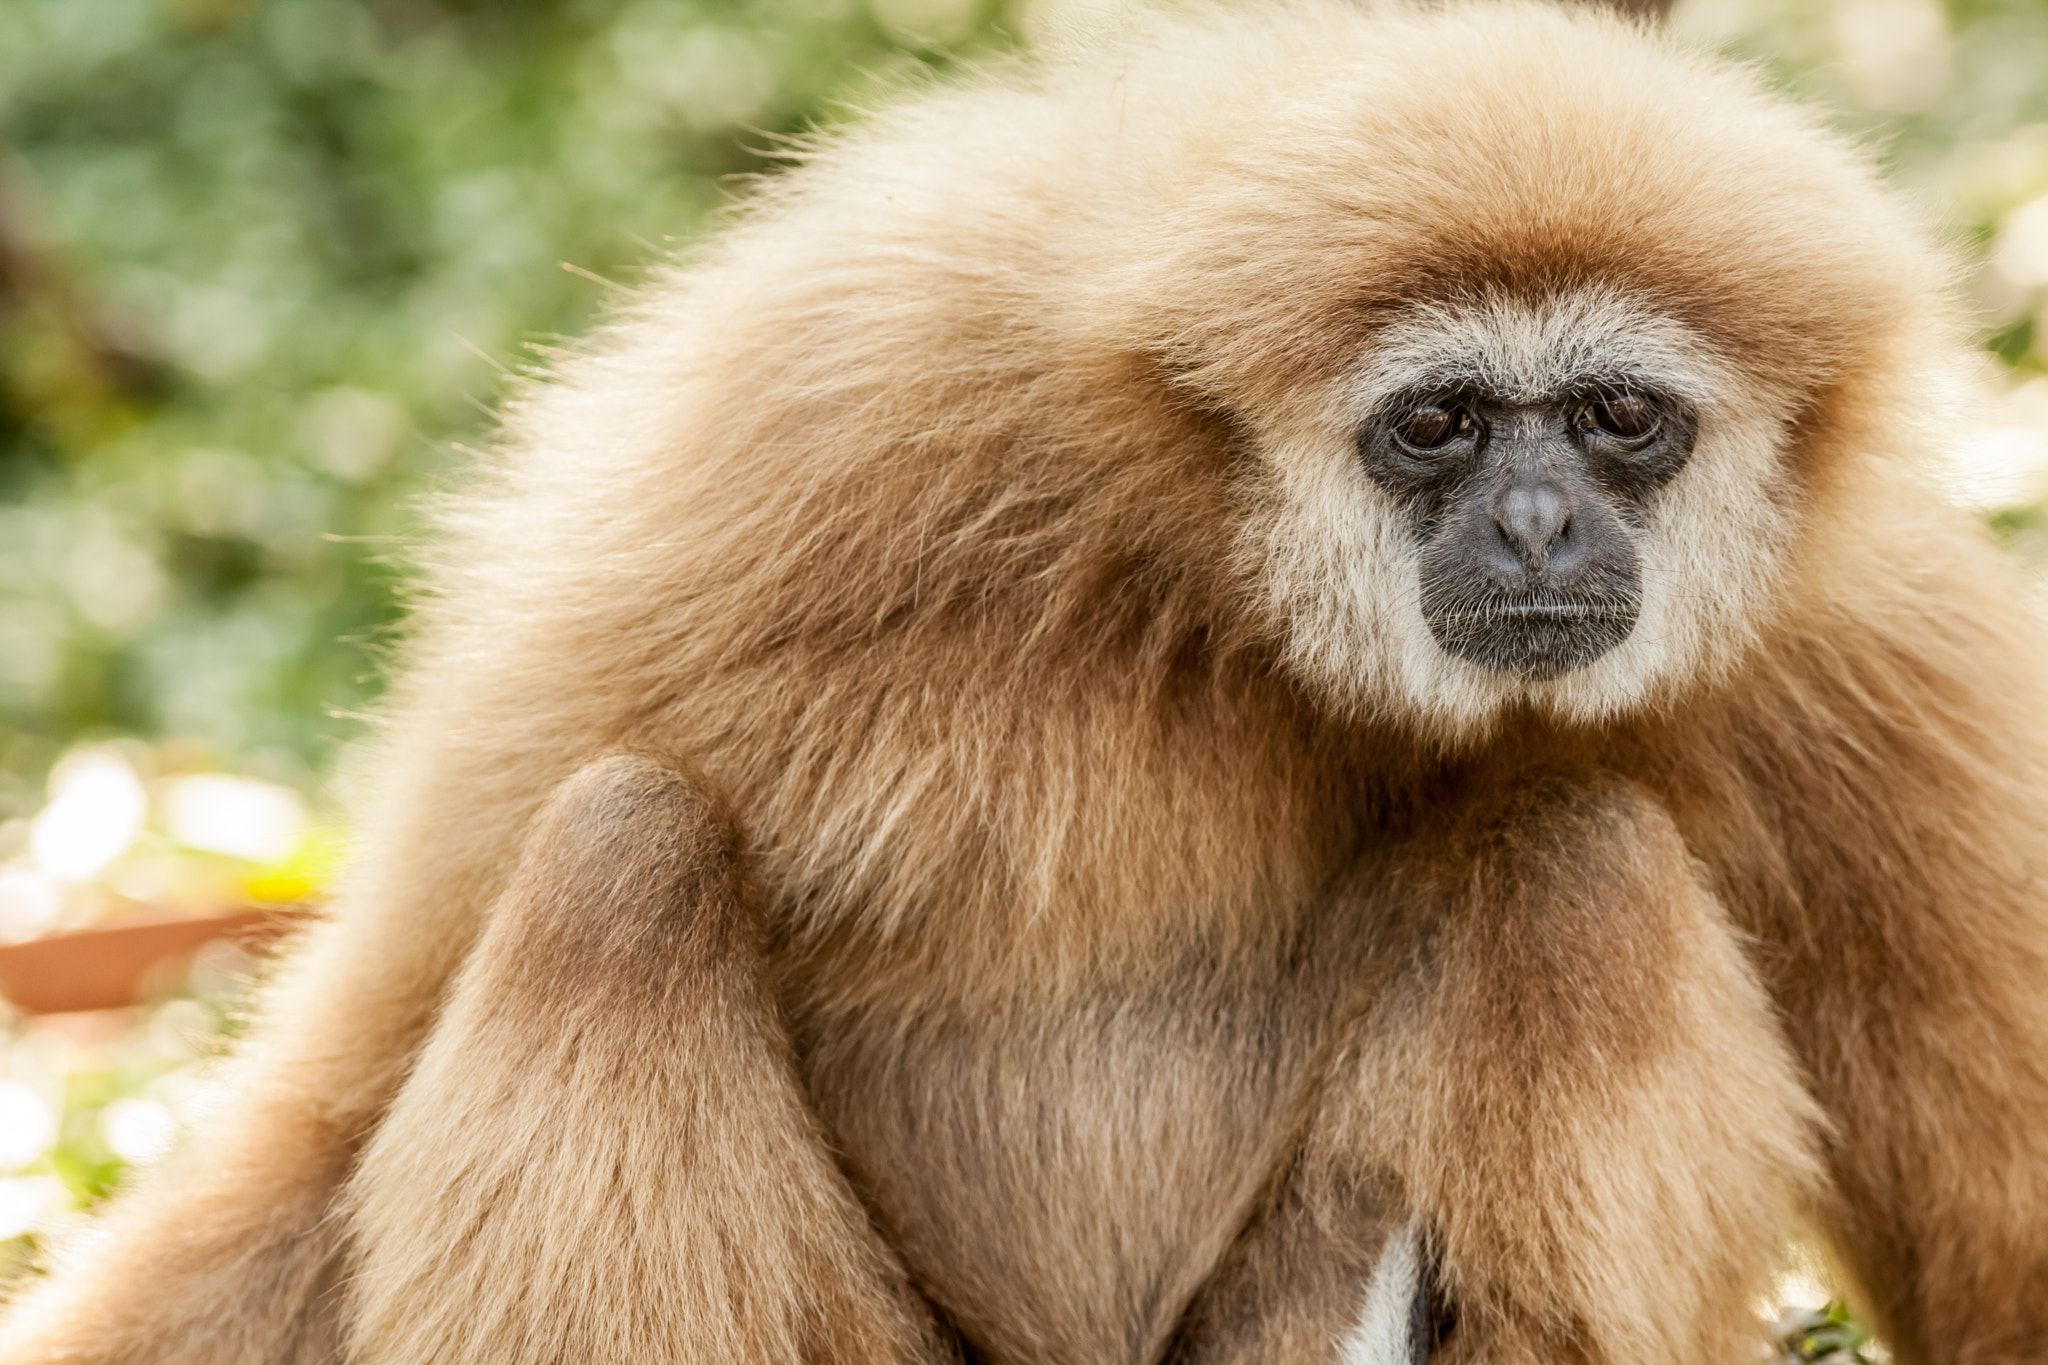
[988,0,1953,741]
[602,1,1961,748]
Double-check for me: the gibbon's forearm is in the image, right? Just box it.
[341,754,952,1365]
[1235,771,1820,1365]
[1699,568,2048,1365]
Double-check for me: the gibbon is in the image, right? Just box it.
[7,3,2048,1363]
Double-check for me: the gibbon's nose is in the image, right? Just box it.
[1493,482,1571,572]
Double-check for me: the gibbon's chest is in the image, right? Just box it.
[789,932,1383,1365]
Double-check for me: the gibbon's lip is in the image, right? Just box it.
[1493,602,1607,620]
[1437,599,1635,624]
[1424,596,1641,679]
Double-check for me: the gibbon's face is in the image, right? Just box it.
[1241,290,1800,741]
[1356,344,1698,682]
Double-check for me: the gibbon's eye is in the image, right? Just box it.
[1580,394,1659,444]
[1393,403,1472,452]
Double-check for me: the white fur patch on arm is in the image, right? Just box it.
[1337,1220,1424,1365]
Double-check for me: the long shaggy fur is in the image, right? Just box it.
[6,4,2048,1364]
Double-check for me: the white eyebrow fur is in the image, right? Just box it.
[1351,287,1735,411]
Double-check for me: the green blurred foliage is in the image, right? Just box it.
[1676,0,2048,319]
[0,0,1015,821]
[1772,1299,1880,1365]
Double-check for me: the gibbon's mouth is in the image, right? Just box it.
[1424,597,1640,680]
[1493,602,1605,620]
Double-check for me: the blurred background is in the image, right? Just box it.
[0,0,2038,1336]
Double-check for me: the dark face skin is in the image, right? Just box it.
[1357,383,1698,680]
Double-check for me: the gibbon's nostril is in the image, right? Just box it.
[1495,484,1569,568]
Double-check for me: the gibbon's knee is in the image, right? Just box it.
[469,751,750,990]
[342,752,946,1365]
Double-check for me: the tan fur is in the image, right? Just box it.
[344,756,949,1364]
[6,4,2047,1364]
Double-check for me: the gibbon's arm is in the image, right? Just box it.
[1171,772,1819,1365]
[1675,537,2048,1365]
[341,754,953,1365]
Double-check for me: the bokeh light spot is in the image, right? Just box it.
[0,1082,57,1169]
[101,1099,179,1165]
[30,751,148,882]
[164,774,306,864]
